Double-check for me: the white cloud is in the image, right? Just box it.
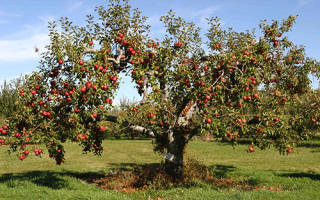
[0,33,49,62]
[189,6,221,18]
[0,13,55,62]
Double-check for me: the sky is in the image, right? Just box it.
[0,0,319,104]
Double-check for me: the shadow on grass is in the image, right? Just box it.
[298,135,320,148]
[107,162,159,172]
[90,162,255,191]
[0,163,253,191]
[279,172,320,180]
[0,170,105,189]
[210,164,236,178]
[298,143,320,148]
[107,162,237,179]
[104,137,151,141]
[215,139,252,145]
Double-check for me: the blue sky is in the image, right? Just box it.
[0,0,319,103]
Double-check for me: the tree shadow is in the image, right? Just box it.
[209,164,236,178]
[279,172,320,180]
[216,139,252,145]
[107,162,160,171]
[0,163,258,191]
[298,142,320,148]
[106,162,238,179]
[0,170,105,190]
[298,135,320,148]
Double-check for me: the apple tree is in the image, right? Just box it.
[1,0,319,177]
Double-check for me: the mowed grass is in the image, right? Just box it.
[0,139,320,200]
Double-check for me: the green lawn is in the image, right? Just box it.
[0,139,320,200]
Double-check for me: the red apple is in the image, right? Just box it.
[85,81,92,88]
[92,113,98,118]
[80,87,86,93]
[205,118,212,124]
[19,155,26,160]
[99,126,106,131]
[15,132,21,137]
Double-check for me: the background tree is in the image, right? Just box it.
[0,76,26,118]
[1,0,319,178]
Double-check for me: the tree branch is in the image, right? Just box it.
[108,48,124,64]
[139,71,156,105]
[103,115,156,138]
[212,71,224,86]
[162,82,169,101]
[84,48,98,54]
[140,76,149,104]
[83,47,124,65]
[177,102,197,126]
[186,125,201,142]
[128,125,156,137]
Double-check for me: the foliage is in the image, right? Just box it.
[0,76,25,118]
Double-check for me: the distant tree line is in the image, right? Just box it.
[0,76,26,118]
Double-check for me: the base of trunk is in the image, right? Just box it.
[164,160,183,179]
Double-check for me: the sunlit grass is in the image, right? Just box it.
[0,139,319,200]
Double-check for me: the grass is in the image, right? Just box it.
[0,139,320,200]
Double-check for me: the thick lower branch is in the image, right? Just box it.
[140,76,149,104]
[103,115,156,138]
[83,48,124,65]
[177,102,197,126]
[128,125,155,137]
[84,48,98,54]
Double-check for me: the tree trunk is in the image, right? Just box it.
[130,132,135,140]
[164,133,186,179]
